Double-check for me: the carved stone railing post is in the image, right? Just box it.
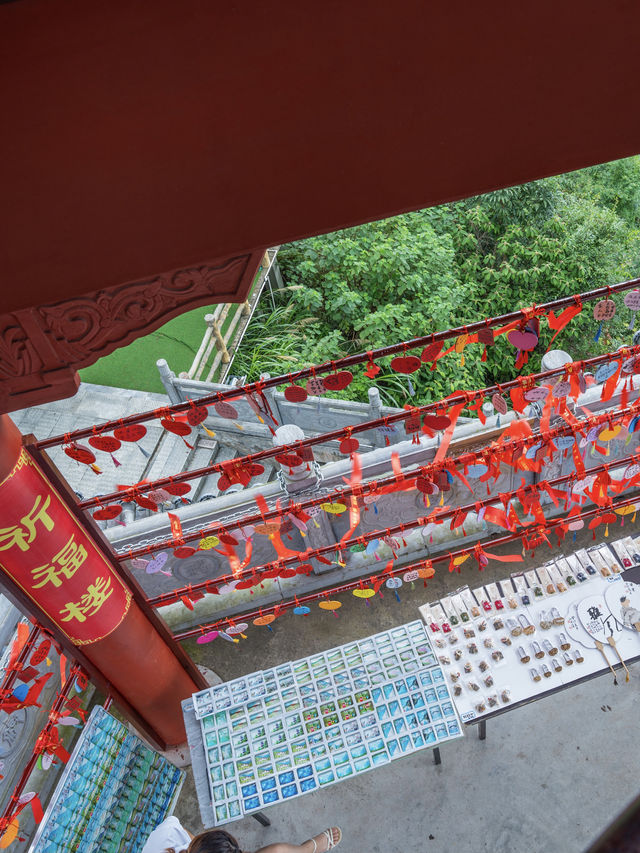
[156,358,183,405]
[272,424,336,573]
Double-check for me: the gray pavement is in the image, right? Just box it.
[11,382,173,499]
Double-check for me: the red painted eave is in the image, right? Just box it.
[1,1,640,314]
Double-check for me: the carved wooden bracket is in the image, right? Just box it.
[0,250,264,414]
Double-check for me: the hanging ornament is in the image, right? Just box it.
[133,494,158,512]
[595,361,619,383]
[624,290,640,329]
[173,545,196,559]
[163,482,192,498]
[92,504,123,521]
[454,333,471,367]
[253,612,276,631]
[113,423,149,457]
[321,501,347,514]
[293,597,311,615]
[227,622,249,639]
[385,576,403,602]
[186,405,209,426]
[466,463,488,479]
[352,585,375,605]
[403,569,419,589]
[323,370,353,391]
[88,434,122,467]
[214,400,239,419]
[306,376,327,396]
[477,326,495,346]
[390,353,421,374]
[196,630,219,644]
[319,599,342,616]
[284,383,308,402]
[198,535,221,549]
[423,414,451,431]
[507,326,538,352]
[421,340,443,364]
[340,436,360,454]
[363,351,381,378]
[491,392,508,416]
[30,640,50,667]
[146,552,171,575]
[524,385,549,402]
[64,442,97,466]
[161,416,193,448]
[615,504,637,525]
[593,298,616,341]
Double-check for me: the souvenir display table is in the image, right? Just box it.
[29,707,184,853]
[186,622,463,827]
[419,535,640,727]
[186,533,640,828]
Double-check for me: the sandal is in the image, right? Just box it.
[310,826,342,852]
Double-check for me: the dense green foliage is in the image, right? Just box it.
[233,158,640,407]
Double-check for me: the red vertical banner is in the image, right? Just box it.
[0,449,131,645]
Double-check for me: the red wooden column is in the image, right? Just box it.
[0,415,206,748]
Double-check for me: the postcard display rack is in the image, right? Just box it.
[419,535,640,724]
[189,621,463,826]
[29,707,184,853]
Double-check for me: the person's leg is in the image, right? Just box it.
[254,827,341,853]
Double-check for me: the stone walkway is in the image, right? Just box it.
[11,382,173,499]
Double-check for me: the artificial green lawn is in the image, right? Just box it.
[79,305,217,393]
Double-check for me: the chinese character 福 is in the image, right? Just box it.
[31,535,88,589]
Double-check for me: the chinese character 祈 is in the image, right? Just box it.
[0,495,55,553]
[0,495,53,551]
[31,535,88,589]
[587,605,602,621]
[59,576,114,624]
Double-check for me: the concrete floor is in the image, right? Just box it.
[174,526,640,853]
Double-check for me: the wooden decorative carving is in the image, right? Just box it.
[0,250,263,414]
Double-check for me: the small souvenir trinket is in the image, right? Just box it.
[519,614,535,636]
[507,618,522,638]
[531,641,544,660]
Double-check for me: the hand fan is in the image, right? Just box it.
[604,580,640,633]
[576,595,628,682]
